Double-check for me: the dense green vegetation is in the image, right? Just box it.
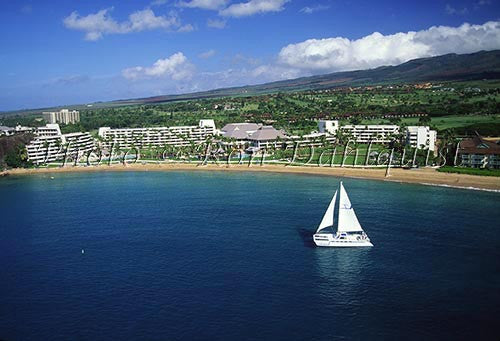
[436,166,500,177]
[0,134,33,169]
[2,80,497,137]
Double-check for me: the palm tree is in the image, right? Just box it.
[61,142,70,168]
[42,140,51,165]
[341,139,356,168]
[385,148,395,177]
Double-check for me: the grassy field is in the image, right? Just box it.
[436,166,500,177]
[354,114,500,132]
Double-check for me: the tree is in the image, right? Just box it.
[418,115,431,125]
[4,144,31,168]
[349,115,362,125]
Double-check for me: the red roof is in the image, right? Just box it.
[458,133,500,155]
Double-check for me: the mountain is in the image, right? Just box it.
[113,50,500,105]
[3,50,500,115]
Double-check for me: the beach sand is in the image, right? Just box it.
[2,163,499,191]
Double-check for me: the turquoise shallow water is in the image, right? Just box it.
[0,171,499,340]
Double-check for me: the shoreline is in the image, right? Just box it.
[2,163,499,192]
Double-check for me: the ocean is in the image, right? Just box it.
[1,171,499,340]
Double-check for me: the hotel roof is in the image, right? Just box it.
[248,126,287,141]
[221,123,261,139]
[458,133,500,155]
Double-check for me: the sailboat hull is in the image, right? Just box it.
[313,233,373,247]
[313,182,374,248]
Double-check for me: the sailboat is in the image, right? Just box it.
[313,181,373,247]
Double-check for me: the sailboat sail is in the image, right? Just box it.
[338,182,364,233]
[316,190,337,233]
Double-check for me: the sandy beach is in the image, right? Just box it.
[2,163,499,192]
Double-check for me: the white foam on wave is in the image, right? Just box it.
[418,182,500,193]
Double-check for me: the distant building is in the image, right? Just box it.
[0,125,32,136]
[15,125,33,134]
[0,126,15,136]
[98,120,216,149]
[26,124,94,165]
[457,133,500,169]
[340,125,400,143]
[199,119,216,129]
[318,120,339,135]
[42,109,80,125]
[405,126,437,151]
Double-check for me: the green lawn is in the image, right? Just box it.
[355,114,500,132]
[437,166,500,177]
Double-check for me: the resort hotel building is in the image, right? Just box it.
[0,125,32,136]
[316,120,437,150]
[247,126,287,149]
[42,109,80,124]
[405,126,437,151]
[220,123,287,150]
[340,124,400,143]
[457,133,500,169]
[26,124,95,165]
[97,120,216,149]
[318,120,339,135]
[220,123,261,146]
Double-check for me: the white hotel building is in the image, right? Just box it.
[340,124,400,143]
[98,120,216,149]
[405,126,437,151]
[26,124,95,165]
[42,109,80,124]
[317,120,436,150]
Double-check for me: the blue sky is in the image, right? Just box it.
[0,0,499,111]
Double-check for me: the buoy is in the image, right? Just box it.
[50,176,54,179]
[81,249,85,254]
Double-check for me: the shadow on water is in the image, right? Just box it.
[297,228,316,248]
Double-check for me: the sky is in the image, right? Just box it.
[0,0,499,111]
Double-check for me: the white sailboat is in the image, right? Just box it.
[313,182,373,247]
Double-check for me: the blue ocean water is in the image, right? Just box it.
[0,171,499,340]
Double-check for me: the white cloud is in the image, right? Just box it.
[219,0,289,17]
[178,24,195,32]
[231,53,260,66]
[63,8,189,41]
[207,18,226,29]
[122,52,195,80]
[277,21,500,73]
[151,0,168,6]
[178,0,229,10]
[445,4,468,15]
[128,9,179,31]
[300,5,330,14]
[198,49,216,59]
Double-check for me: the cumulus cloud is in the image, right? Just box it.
[207,18,226,29]
[63,8,189,41]
[198,49,216,59]
[219,0,289,17]
[277,21,500,73]
[122,52,195,80]
[300,5,330,14]
[178,0,229,10]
